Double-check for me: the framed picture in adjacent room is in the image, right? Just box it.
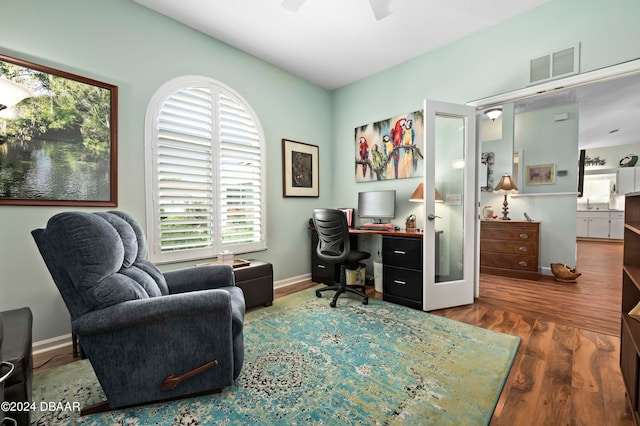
[526,163,555,185]
[0,54,118,206]
[282,139,319,197]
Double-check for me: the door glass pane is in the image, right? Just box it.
[435,114,465,283]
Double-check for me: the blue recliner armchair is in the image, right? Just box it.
[32,211,245,414]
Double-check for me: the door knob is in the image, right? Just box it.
[427,214,441,221]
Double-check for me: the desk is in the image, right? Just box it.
[309,228,439,309]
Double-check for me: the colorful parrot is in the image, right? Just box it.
[390,118,406,179]
[402,119,415,177]
[371,144,385,179]
[359,136,369,177]
[382,134,394,179]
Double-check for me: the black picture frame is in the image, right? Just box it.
[282,139,319,198]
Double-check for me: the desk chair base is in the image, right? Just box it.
[316,266,369,308]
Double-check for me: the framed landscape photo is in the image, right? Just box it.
[0,54,118,206]
[282,139,319,197]
[526,163,555,185]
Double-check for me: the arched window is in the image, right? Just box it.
[145,76,266,263]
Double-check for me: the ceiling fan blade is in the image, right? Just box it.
[282,0,307,12]
[369,0,394,20]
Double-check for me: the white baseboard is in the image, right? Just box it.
[33,333,73,355]
[274,273,312,289]
[539,267,553,276]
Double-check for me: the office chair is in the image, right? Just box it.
[312,208,370,307]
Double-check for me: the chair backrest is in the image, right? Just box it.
[313,209,350,264]
[32,211,169,320]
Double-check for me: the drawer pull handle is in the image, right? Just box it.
[520,234,528,239]
[393,250,406,255]
[519,261,528,267]
[394,280,407,285]
[317,265,326,269]
[519,247,528,252]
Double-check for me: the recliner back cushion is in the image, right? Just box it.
[33,211,168,317]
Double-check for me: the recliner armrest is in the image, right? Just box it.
[165,264,235,294]
[72,289,233,336]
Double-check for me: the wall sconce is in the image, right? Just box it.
[493,174,518,220]
[409,183,443,203]
[484,107,502,122]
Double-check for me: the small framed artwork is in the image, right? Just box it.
[282,139,319,197]
[0,54,118,206]
[526,163,555,185]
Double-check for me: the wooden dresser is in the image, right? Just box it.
[480,220,541,280]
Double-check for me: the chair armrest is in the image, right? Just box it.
[72,289,232,336]
[164,264,235,294]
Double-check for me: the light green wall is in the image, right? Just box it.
[1,0,332,342]
[515,104,580,194]
[3,0,640,343]
[332,0,640,272]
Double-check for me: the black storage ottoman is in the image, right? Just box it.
[233,260,273,309]
[1,307,33,426]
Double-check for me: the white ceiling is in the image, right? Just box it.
[133,0,639,151]
[134,0,549,90]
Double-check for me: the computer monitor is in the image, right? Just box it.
[357,190,396,223]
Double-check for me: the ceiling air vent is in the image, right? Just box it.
[529,44,580,85]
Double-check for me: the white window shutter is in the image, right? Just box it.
[146,78,266,263]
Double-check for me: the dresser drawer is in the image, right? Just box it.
[480,238,538,255]
[383,266,422,301]
[481,226,538,241]
[382,236,422,270]
[480,252,538,271]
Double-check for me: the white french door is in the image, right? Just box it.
[422,100,477,311]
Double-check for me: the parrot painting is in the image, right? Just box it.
[358,136,369,177]
[390,118,406,179]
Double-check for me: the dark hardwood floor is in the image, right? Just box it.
[34,240,633,425]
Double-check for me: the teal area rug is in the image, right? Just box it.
[32,287,520,425]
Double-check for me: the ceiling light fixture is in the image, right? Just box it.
[484,107,503,121]
[281,0,306,12]
[368,0,394,20]
[282,0,394,20]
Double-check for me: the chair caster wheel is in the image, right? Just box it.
[316,291,321,298]
[330,301,337,308]
[362,298,369,305]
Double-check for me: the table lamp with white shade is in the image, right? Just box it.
[493,174,518,220]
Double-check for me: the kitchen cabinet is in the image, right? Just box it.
[576,210,624,240]
[617,167,636,195]
[611,211,625,239]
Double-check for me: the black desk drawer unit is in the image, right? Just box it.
[382,236,423,309]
